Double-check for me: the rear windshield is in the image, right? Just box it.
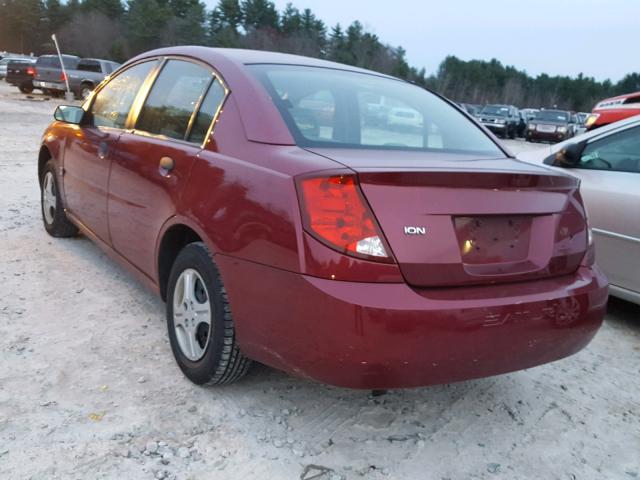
[536,111,569,122]
[481,105,509,116]
[249,64,503,156]
[36,56,79,69]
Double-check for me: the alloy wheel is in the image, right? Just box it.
[42,171,57,225]
[172,268,212,361]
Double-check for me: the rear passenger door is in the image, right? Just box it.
[108,58,227,278]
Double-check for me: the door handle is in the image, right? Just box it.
[159,156,175,175]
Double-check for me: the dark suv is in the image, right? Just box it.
[477,104,520,139]
[526,110,576,143]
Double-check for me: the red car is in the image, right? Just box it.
[39,47,608,389]
[586,91,640,130]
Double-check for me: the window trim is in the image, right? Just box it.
[84,58,162,133]
[84,55,230,149]
[128,56,230,148]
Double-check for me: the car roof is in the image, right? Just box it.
[598,90,640,102]
[123,46,405,145]
[129,46,395,79]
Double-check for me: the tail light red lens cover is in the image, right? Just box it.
[26,67,35,76]
[297,173,393,263]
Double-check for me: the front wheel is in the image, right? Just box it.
[166,242,251,385]
[41,161,78,237]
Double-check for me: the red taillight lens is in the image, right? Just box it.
[26,67,35,76]
[297,174,392,262]
[60,72,67,82]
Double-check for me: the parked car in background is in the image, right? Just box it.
[526,109,576,143]
[387,106,423,130]
[0,55,32,79]
[520,115,640,305]
[521,108,539,123]
[586,91,640,130]
[460,103,480,116]
[5,58,37,93]
[575,112,589,135]
[33,54,80,96]
[477,104,519,138]
[67,58,121,99]
[33,55,119,99]
[39,47,607,389]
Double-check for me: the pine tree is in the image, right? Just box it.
[240,0,278,31]
[126,0,170,53]
[82,0,124,17]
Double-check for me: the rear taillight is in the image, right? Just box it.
[26,67,35,76]
[60,72,67,82]
[297,173,393,262]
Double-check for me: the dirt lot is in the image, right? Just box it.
[0,80,638,480]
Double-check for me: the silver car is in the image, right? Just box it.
[519,116,640,304]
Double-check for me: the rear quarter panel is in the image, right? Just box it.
[178,95,335,273]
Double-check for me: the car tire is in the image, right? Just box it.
[166,242,251,386]
[509,126,516,139]
[19,84,33,94]
[40,161,79,237]
[77,83,93,100]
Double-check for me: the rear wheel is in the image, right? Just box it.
[19,84,33,94]
[166,242,251,385]
[78,83,93,100]
[40,161,78,237]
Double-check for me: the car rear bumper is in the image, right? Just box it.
[33,80,65,91]
[220,256,608,389]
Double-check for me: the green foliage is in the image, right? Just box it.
[431,55,624,111]
[126,0,171,53]
[241,0,278,31]
[82,0,124,17]
[0,0,46,54]
[0,0,636,111]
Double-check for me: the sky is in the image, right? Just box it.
[203,0,639,82]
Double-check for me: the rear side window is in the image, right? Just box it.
[78,60,102,73]
[136,60,213,141]
[188,80,226,144]
[91,61,156,129]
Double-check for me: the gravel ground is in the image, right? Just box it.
[0,80,638,480]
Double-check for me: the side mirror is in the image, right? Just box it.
[54,105,85,125]
[553,141,585,168]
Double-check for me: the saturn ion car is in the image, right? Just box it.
[39,47,608,389]
[520,115,640,305]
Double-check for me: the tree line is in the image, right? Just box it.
[1,0,638,112]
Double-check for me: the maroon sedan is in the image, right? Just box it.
[39,47,608,389]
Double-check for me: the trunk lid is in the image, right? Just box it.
[307,149,588,287]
